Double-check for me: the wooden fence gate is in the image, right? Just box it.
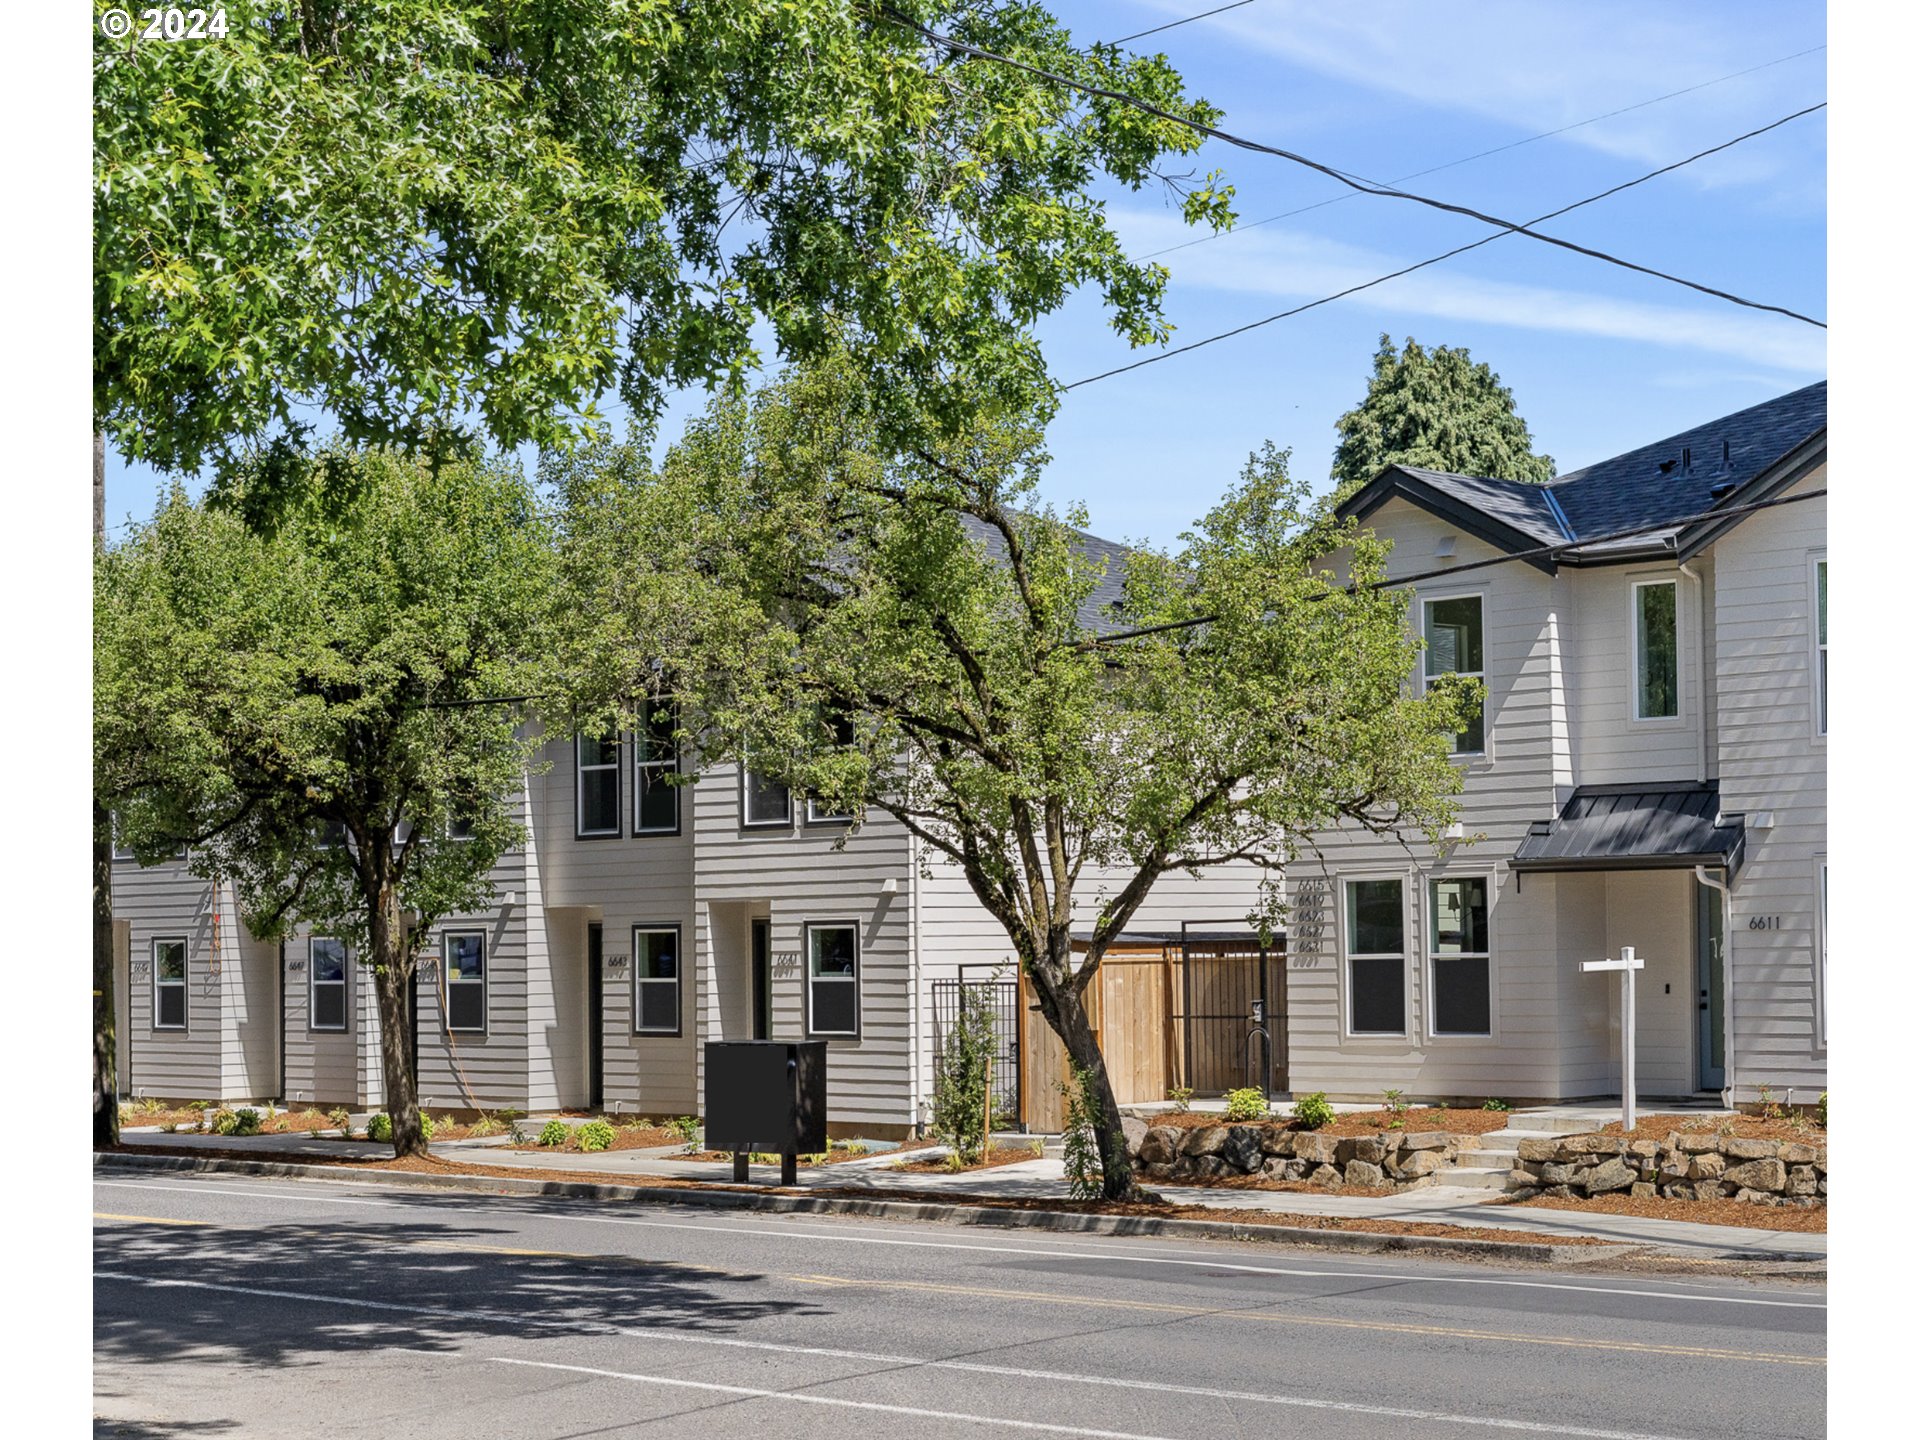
[1018,935,1284,1133]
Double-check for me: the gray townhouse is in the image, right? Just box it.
[1285,381,1827,1108]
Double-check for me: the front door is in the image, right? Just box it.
[1694,878,1726,1091]
[587,923,605,1109]
[751,918,772,1040]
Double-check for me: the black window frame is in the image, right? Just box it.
[742,769,793,828]
[1632,578,1681,721]
[804,920,861,1038]
[632,706,680,837]
[631,924,683,1036]
[575,732,622,839]
[1343,878,1407,1037]
[1427,875,1492,1038]
[443,930,489,1034]
[1422,593,1486,756]
[309,936,350,1033]
[152,936,189,1031]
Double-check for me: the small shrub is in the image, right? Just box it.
[327,1107,352,1139]
[1292,1092,1335,1130]
[210,1108,240,1136]
[931,983,999,1166]
[578,1120,617,1152]
[230,1108,263,1137]
[1482,1097,1510,1112]
[1757,1084,1782,1121]
[366,1112,393,1143]
[537,1120,569,1148]
[133,1097,164,1118]
[498,1108,525,1122]
[508,1121,529,1144]
[672,1115,701,1154]
[1166,1085,1194,1114]
[1817,1091,1829,1128]
[159,1122,179,1134]
[468,1114,503,1138]
[749,1151,780,1164]
[264,1103,278,1124]
[418,1113,436,1141]
[1060,1065,1104,1201]
[186,1100,211,1112]
[1223,1088,1269,1122]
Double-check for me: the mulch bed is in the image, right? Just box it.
[887,1142,1045,1174]
[101,1142,1603,1248]
[1147,1106,1515,1138]
[1500,1192,1826,1233]
[666,1144,889,1166]
[1597,1113,1828,1145]
[504,1125,682,1154]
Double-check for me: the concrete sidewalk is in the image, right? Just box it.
[121,1129,1823,1259]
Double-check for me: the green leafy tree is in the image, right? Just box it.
[1329,335,1555,503]
[555,361,1470,1200]
[94,452,555,1157]
[931,984,1001,1166]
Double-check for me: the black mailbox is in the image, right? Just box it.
[704,1040,827,1184]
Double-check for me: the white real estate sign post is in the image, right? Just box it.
[1581,946,1646,1131]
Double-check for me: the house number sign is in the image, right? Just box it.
[1288,876,1333,959]
[1746,915,1782,930]
[604,952,629,976]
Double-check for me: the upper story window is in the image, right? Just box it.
[633,706,679,835]
[1633,579,1679,720]
[744,770,792,827]
[1422,596,1484,755]
[1814,559,1828,735]
[806,707,856,823]
[310,937,349,1031]
[576,733,621,837]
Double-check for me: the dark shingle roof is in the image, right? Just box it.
[1510,782,1745,874]
[959,512,1134,633]
[1339,381,1826,564]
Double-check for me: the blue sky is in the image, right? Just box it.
[101,0,1827,550]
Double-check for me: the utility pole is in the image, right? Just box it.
[94,428,119,1148]
[1581,946,1645,1131]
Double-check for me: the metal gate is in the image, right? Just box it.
[931,974,1022,1131]
[1172,932,1286,1097]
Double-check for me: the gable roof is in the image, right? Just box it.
[1337,381,1826,569]
[959,512,1134,633]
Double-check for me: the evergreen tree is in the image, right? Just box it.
[1330,335,1555,502]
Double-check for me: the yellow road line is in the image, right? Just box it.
[94,1212,212,1227]
[793,1273,1823,1368]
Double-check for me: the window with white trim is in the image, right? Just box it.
[633,706,679,834]
[806,922,860,1037]
[153,937,188,1030]
[632,926,681,1034]
[1633,579,1679,719]
[1814,558,1827,735]
[310,937,349,1031]
[444,931,487,1032]
[806,708,856,823]
[1422,596,1485,754]
[1428,877,1491,1036]
[744,770,792,827]
[1344,880,1406,1035]
[576,734,621,837]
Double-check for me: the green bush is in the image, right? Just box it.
[1482,1097,1510,1112]
[1060,1065,1104,1200]
[1817,1091,1829,1127]
[537,1120,569,1148]
[578,1120,617,1152]
[1166,1085,1194,1113]
[931,983,1000,1166]
[231,1107,263,1136]
[327,1107,353,1138]
[418,1113,436,1141]
[1223,1088,1269,1122]
[1292,1092,1335,1130]
[672,1115,701,1153]
[366,1112,393,1143]
[210,1108,239,1135]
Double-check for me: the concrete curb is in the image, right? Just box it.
[94,1151,1631,1265]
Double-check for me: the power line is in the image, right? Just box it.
[881,7,1825,328]
[1136,45,1827,261]
[1064,101,1826,389]
[1079,487,1828,649]
[1108,1,1260,48]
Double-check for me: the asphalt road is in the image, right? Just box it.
[93,1170,1826,1440]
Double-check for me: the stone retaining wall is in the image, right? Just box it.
[1507,1133,1826,1207]
[1127,1118,1462,1192]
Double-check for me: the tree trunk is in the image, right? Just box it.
[93,430,119,1150]
[1031,952,1146,1203]
[367,877,427,1158]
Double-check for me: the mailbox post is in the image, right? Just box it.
[1580,946,1645,1131]
[704,1040,827,1186]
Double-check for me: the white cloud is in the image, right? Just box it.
[1115,208,1827,374]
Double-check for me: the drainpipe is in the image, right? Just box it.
[1694,865,1734,1107]
[1678,560,1707,783]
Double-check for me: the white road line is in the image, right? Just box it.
[92,1176,1825,1310]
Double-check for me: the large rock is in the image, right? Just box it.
[1138,1126,1179,1168]
[1386,1149,1444,1180]
[1566,1134,1627,1155]
[1293,1133,1340,1166]
[1182,1125,1229,1157]
[1122,1116,1150,1157]
[1723,1158,1788,1193]
[1220,1126,1264,1174]
[1308,1163,1342,1187]
[1258,1125,1296,1156]
[1687,1152,1726,1182]
[1722,1137,1779,1162]
[1400,1131,1453,1152]
[1537,1162,1580,1186]
[1630,1182,1657,1198]
[1344,1134,1392,1165]
[1190,1155,1225,1180]
[1581,1158,1636,1194]
[1778,1142,1820,1166]
[1628,1139,1661,1159]
[1786,1165,1819,1197]
[1676,1132,1722,1154]
[1344,1159,1386,1188]
[1658,1154,1691,1182]
[1516,1138,1562,1163]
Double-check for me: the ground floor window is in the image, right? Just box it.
[806,922,860,1037]
[1428,876,1491,1036]
[310,937,349,1031]
[1344,879,1406,1035]
[445,931,487,1033]
[153,937,187,1030]
[633,926,681,1035]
